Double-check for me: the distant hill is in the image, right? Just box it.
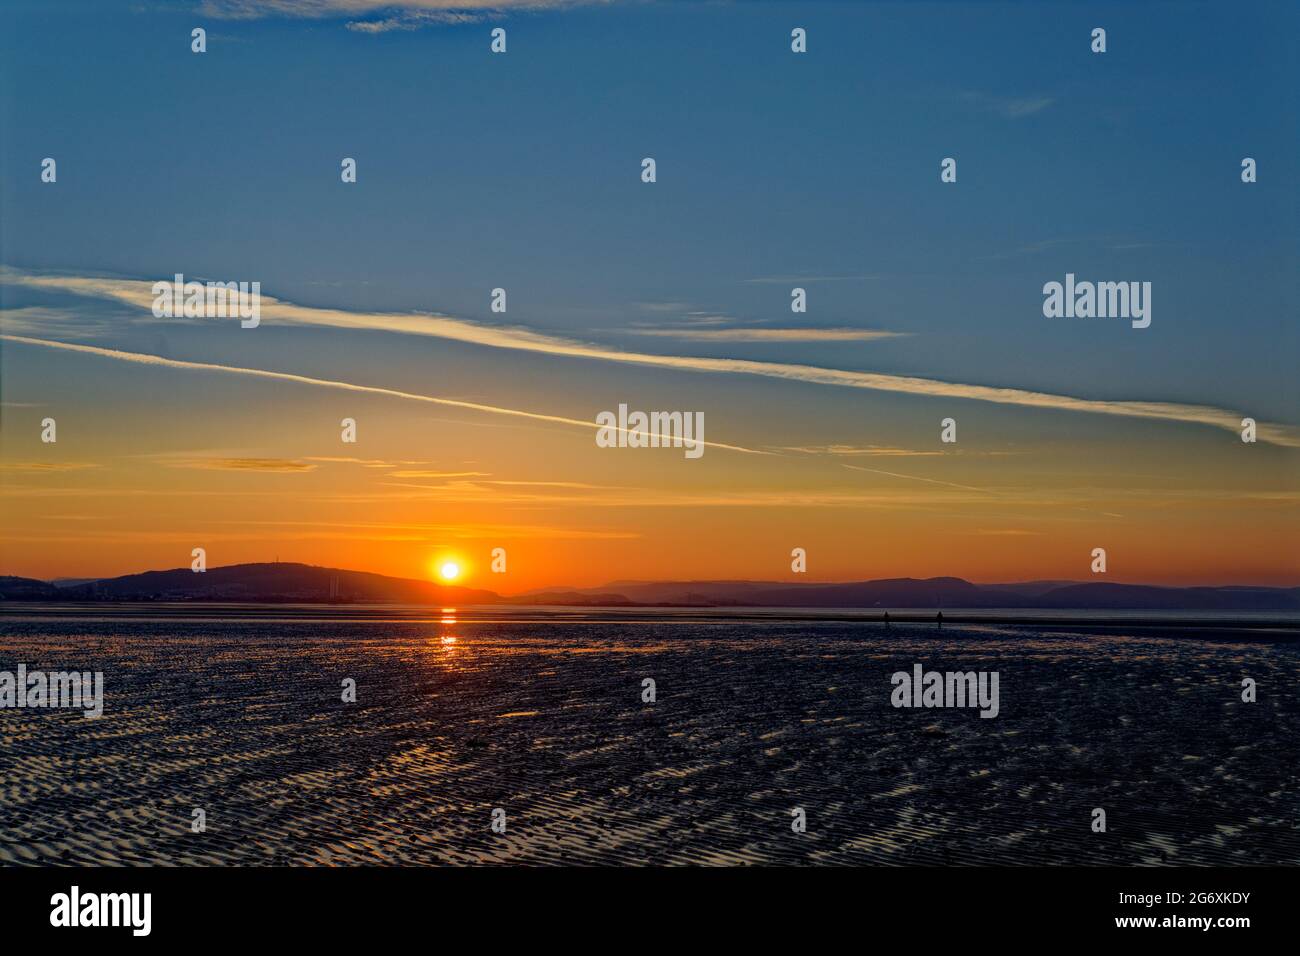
[0,576,61,600]
[3,565,1297,611]
[515,577,1300,612]
[15,563,502,605]
[510,590,638,607]
[1029,582,1300,611]
[549,580,790,606]
[744,576,1021,608]
[980,580,1080,598]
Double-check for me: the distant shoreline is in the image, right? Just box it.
[4,564,1299,615]
[2,601,1297,639]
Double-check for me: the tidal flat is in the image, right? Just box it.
[0,607,1295,866]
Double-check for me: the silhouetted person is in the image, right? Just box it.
[884,611,891,631]
[936,610,943,630]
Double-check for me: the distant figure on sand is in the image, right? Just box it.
[884,611,890,630]
[937,610,943,630]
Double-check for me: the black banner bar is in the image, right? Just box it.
[0,866,1284,943]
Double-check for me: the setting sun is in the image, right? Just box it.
[438,561,461,582]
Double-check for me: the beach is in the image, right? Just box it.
[1,606,1296,866]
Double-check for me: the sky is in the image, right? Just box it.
[1,0,1297,590]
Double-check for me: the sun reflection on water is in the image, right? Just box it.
[429,608,462,668]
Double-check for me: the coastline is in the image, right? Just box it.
[2,601,1297,639]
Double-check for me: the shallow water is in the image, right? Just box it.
[0,612,1296,865]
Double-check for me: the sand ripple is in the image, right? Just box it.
[0,619,1296,865]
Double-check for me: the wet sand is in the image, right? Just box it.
[0,610,1296,865]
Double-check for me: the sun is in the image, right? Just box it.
[437,560,461,582]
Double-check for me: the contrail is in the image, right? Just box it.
[841,463,997,495]
[8,270,1297,446]
[0,334,769,456]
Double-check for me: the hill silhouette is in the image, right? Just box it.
[2,565,1297,611]
[2,563,500,605]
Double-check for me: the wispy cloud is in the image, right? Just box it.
[782,445,944,458]
[162,457,319,473]
[744,274,880,284]
[0,306,119,339]
[0,333,768,456]
[627,328,904,343]
[482,479,615,489]
[0,461,102,473]
[6,270,1297,447]
[198,0,605,26]
[842,463,998,496]
[975,235,1168,262]
[781,444,1020,458]
[384,469,492,478]
[206,518,640,540]
[302,456,436,467]
[346,13,484,32]
[959,90,1055,119]
[357,479,997,508]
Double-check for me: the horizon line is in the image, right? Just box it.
[7,561,1299,594]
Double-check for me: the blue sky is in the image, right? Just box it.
[1,1,1297,586]
[4,1,1296,408]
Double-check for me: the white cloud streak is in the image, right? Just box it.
[6,270,1296,448]
[0,334,768,456]
[627,327,904,343]
[199,0,600,20]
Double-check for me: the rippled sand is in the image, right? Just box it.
[1,613,1296,865]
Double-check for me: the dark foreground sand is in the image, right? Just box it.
[0,610,1296,865]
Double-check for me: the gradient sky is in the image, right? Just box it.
[2,0,1297,590]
